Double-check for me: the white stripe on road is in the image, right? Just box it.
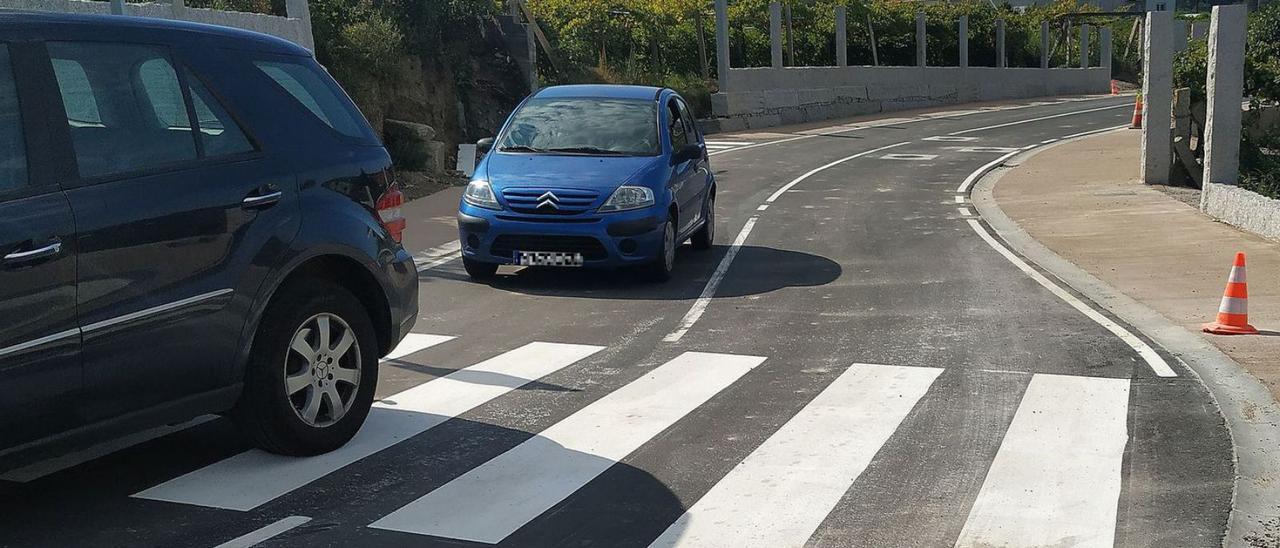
[957,207,973,216]
[954,374,1130,548]
[133,341,603,511]
[704,141,752,146]
[956,150,1024,194]
[966,220,1176,377]
[948,103,1131,136]
[649,363,942,548]
[709,135,813,156]
[765,142,911,204]
[214,516,312,548]
[663,217,758,343]
[414,240,462,271]
[369,351,768,543]
[704,145,736,150]
[954,195,965,204]
[384,333,455,361]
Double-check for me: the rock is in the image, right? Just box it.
[383,119,438,171]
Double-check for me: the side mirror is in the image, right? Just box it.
[477,137,495,154]
[672,143,702,165]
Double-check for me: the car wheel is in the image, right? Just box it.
[691,193,715,251]
[234,279,378,456]
[463,257,499,280]
[644,217,676,282]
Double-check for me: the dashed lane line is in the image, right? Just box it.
[947,103,1131,136]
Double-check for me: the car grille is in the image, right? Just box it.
[501,188,600,215]
[490,235,608,260]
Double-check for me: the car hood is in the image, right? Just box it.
[484,153,665,191]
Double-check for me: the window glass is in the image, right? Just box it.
[667,100,688,150]
[185,70,254,157]
[676,98,698,142]
[47,42,197,179]
[0,45,28,192]
[253,60,367,139]
[497,98,659,156]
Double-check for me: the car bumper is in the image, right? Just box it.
[457,204,666,267]
[383,246,419,349]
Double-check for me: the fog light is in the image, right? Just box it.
[466,234,480,250]
[619,239,637,255]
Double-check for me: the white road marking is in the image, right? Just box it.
[704,145,736,150]
[133,342,604,510]
[0,416,218,483]
[966,220,1176,377]
[954,374,1130,548]
[947,103,1131,136]
[1061,124,1131,140]
[709,135,812,156]
[214,516,312,548]
[663,217,758,343]
[384,333,455,361]
[954,195,965,204]
[414,240,462,270]
[881,153,939,161]
[957,207,973,216]
[369,351,768,543]
[956,150,1023,194]
[765,142,911,204]
[924,135,979,142]
[649,363,942,548]
[704,141,752,146]
[956,146,1021,153]
[756,204,769,211]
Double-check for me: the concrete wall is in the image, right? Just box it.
[1202,182,1280,242]
[708,66,1110,131]
[0,0,314,50]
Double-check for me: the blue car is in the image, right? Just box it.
[458,85,715,282]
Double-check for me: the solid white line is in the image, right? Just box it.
[1,416,218,483]
[133,342,604,511]
[214,516,312,548]
[709,135,812,156]
[704,145,736,150]
[704,141,752,146]
[948,104,1131,136]
[765,142,911,204]
[369,351,768,543]
[954,374,1130,548]
[649,364,942,548]
[663,217,758,343]
[383,333,455,361]
[956,150,1023,194]
[1061,124,1131,140]
[966,219,1176,377]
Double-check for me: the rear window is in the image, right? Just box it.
[498,98,659,156]
[0,45,27,193]
[253,59,370,140]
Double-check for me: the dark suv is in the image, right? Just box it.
[0,13,417,463]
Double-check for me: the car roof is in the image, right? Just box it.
[0,11,309,56]
[534,84,667,101]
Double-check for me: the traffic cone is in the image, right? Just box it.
[1203,252,1259,335]
[1110,80,1121,95]
[1130,95,1144,128]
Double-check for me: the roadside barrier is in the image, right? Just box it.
[1203,252,1259,335]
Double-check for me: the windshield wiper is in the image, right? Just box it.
[545,147,627,155]
[500,145,547,153]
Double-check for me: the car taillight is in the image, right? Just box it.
[376,184,406,243]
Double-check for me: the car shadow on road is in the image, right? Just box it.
[421,244,841,301]
[381,360,581,393]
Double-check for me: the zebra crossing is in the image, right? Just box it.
[18,331,1136,546]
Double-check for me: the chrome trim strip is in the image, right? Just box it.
[0,328,81,359]
[82,288,234,333]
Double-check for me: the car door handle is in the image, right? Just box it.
[4,240,62,264]
[242,190,283,209]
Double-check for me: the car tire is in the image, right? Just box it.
[234,278,379,456]
[463,257,499,280]
[644,217,677,282]
[691,193,715,251]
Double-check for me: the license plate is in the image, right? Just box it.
[515,251,584,267]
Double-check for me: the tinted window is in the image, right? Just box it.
[498,98,659,156]
[186,71,254,157]
[0,45,28,193]
[676,98,698,142]
[48,42,197,179]
[254,59,367,139]
[667,99,688,150]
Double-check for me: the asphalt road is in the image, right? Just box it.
[0,96,1236,548]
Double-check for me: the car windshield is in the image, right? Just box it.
[498,97,659,156]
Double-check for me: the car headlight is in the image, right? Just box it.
[463,180,501,210]
[598,185,655,212]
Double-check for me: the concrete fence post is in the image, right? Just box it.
[1101,26,1112,72]
[172,0,186,16]
[1080,24,1090,68]
[770,2,783,69]
[1041,20,1051,69]
[916,12,927,68]
[1141,10,1173,185]
[1202,4,1248,191]
[1173,20,1188,52]
[997,19,1007,68]
[959,16,969,68]
[835,6,847,68]
[715,0,729,91]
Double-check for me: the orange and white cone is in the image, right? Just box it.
[1203,252,1259,335]
[1130,96,1144,129]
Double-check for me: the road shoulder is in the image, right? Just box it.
[971,130,1280,547]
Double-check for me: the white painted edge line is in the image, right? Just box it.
[214,516,312,548]
[704,141,752,146]
[965,219,1175,377]
[1061,124,1132,140]
[414,240,462,271]
[765,142,911,204]
[954,196,965,204]
[957,207,973,217]
[663,217,758,343]
[956,150,1023,194]
[881,153,939,161]
[0,415,218,483]
[947,103,1131,136]
[757,204,769,211]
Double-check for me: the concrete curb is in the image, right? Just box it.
[970,131,1280,548]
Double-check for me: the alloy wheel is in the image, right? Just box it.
[284,313,362,427]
